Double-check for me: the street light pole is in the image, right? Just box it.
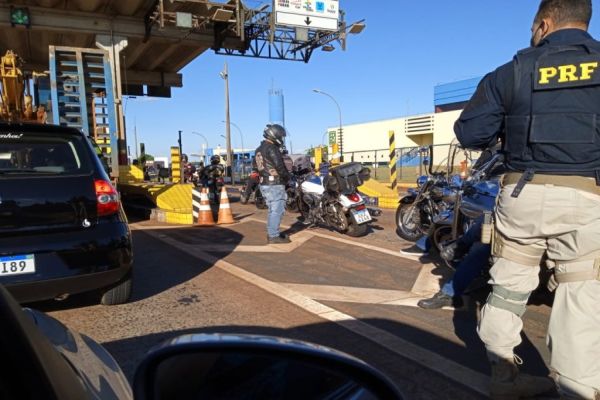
[220,62,233,184]
[190,132,209,163]
[178,130,183,181]
[313,89,343,162]
[223,120,245,178]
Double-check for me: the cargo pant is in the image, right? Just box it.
[478,182,600,399]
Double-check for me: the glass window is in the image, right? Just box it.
[0,132,92,176]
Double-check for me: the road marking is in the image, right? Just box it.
[410,263,443,296]
[145,230,489,396]
[280,283,415,304]
[130,224,189,231]
[247,217,429,262]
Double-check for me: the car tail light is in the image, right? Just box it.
[355,204,366,211]
[95,179,120,216]
[347,193,361,203]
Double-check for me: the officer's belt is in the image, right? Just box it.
[503,172,600,197]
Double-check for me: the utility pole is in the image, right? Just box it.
[313,89,344,162]
[221,62,234,184]
[178,130,183,181]
[134,120,139,160]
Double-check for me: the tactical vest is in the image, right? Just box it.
[504,39,600,177]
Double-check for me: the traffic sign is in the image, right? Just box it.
[328,130,337,145]
[274,0,339,31]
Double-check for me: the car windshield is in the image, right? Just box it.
[0,132,92,176]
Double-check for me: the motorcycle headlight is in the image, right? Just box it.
[416,175,428,187]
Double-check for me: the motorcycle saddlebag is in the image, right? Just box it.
[331,162,364,194]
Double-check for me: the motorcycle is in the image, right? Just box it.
[240,171,264,207]
[297,162,375,237]
[243,169,303,212]
[431,148,504,266]
[396,145,460,242]
[202,164,225,204]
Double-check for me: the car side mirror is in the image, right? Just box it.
[134,334,403,400]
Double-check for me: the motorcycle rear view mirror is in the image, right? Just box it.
[134,333,403,400]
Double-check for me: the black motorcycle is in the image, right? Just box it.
[396,146,458,241]
[202,164,225,204]
[431,149,504,267]
[245,171,302,212]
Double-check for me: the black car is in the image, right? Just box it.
[0,123,132,305]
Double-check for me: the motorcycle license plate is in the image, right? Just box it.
[0,255,36,276]
[352,209,372,225]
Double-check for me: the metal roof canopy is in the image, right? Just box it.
[0,0,246,95]
[0,1,364,95]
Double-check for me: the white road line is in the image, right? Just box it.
[247,216,428,262]
[280,283,415,304]
[410,263,443,296]
[145,230,490,396]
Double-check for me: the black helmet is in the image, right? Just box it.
[210,155,221,165]
[263,124,286,146]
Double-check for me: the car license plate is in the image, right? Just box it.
[0,255,36,276]
[352,209,372,224]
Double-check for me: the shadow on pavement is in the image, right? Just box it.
[103,320,487,400]
[29,226,244,312]
[103,319,558,399]
[419,246,554,381]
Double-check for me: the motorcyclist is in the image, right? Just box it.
[182,154,196,184]
[255,124,291,244]
[202,155,225,198]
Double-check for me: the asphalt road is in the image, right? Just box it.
[38,196,556,399]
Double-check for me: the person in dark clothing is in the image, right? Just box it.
[417,218,490,309]
[455,1,600,398]
[255,124,291,244]
[241,157,260,205]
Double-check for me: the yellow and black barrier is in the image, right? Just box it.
[170,146,181,183]
[389,130,397,190]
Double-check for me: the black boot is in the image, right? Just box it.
[489,357,556,399]
[418,291,463,309]
[268,235,291,244]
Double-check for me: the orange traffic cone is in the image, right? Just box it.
[196,188,216,226]
[217,186,235,225]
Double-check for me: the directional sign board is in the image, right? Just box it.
[274,0,339,31]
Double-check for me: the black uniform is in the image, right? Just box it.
[254,140,290,185]
[455,29,600,180]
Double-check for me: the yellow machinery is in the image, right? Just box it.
[0,50,46,123]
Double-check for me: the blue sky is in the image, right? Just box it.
[126,0,600,157]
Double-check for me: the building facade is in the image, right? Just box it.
[328,77,481,170]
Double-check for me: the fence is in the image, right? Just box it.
[345,143,474,184]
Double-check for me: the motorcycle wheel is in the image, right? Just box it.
[396,201,423,242]
[286,194,299,213]
[432,226,455,270]
[255,193,267,209]
[297,196,310,220]
[347,220,369,237]
[432,225,453,251]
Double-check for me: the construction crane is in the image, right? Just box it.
[0,50,46,123]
